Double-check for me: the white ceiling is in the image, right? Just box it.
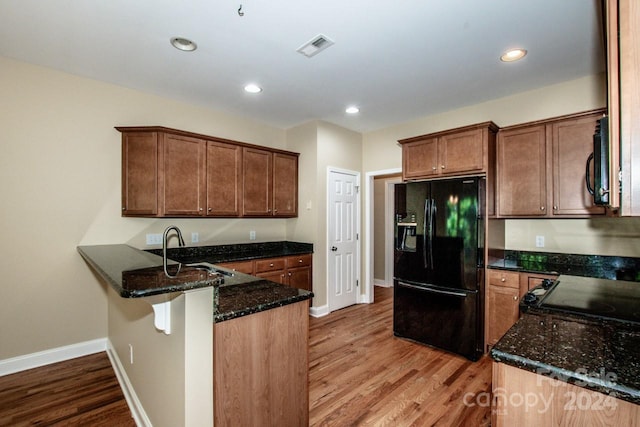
[0,0,604,133]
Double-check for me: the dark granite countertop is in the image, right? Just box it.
[146,240,313,264]
[78,243,313,322]
[488,250,640,281]
[490,311,640,405]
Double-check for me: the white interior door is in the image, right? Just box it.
[328,169,359,312]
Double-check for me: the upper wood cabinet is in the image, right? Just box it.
[117,126,299,218]
[206,140,242,217]
[399,122,498,181]
[496,110,606,218]
[121,132,159,216]
[161,133,206,216]
[242,148,298,217]
[605,0,640,215]
[273,153,298,217]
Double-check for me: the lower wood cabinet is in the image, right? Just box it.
[218,253,312,292]
[214,300,309,427]
[485,269,557,350]
[493,362,640,426]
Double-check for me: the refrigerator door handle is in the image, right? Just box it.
[397,281,468,298]
[429,198,435,268]
[423,198,430,269]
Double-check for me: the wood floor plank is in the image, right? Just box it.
[309,286,491,427]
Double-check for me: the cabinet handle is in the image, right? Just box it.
[501,278,506,282]
[207,207,212,212]
[513,296,518,301]
[288,272,292,276]
[432,166,437,170]
[441,165,445,169]
[122,207,126,211]
[299,259,303,263]
[270,263,274,267]
[199,207,203,212]
[274,209,278,213]
[540,206,545,211]
[553,206,558,210]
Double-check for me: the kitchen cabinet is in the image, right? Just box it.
[606,0,640,215]
[496,109,606,217]
[399,122,498,181]
[121,131,159,216]
[485,269,557,350]
[273,153,298,217]
[493,362,640,426]
[206,140,242,217]
[162,133,206,216]
[485,270,521,349]
[117,126,299,218]
[242,148,298,217]
[214,299,309,427]
[218,254,312,291]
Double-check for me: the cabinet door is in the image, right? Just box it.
[256,270,287,285]
[486,285,520,347]
[207,141,242,216]
[162,133,206,216]
[551,114,606,216]
[122,132,159,216]
[287,267,311,291]
[403,137,439,180]
[497,125,547,216]
[242,147,272,216]
[273,153,298,217]
[439,128,484,175]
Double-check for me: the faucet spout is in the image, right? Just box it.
[163,225,185,278]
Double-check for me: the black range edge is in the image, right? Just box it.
[490,310,640,405]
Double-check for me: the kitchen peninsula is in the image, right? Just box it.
[77,242,313,427]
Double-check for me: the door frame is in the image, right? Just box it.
[363,168,402,304]
[326,167,361,312]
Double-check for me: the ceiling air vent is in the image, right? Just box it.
[296,34,335,58]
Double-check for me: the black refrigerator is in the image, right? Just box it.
[393,177,484,361]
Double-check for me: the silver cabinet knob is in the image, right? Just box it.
[540,206,546,211]
[432,166,437,170]
[513,296,518,301]
[441,165,445,169]
[501,278,506,282]
[208,207,212,212]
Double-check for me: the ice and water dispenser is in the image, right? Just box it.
[396,212,417,252]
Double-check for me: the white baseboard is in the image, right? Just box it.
[106,340,151,427]
[0,338,107,377]
[374,279,392,288]
[309,304,330,318]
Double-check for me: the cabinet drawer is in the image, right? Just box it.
[286,254,311,268]
[218,260,254,275]
[487,270,520,289]
[255,257,286,273]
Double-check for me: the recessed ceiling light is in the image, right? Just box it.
[170,37,197,52]
[345,106,360,114]
[500,48,527,62]
[244,83,262,93]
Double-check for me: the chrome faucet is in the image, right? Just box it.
[163,225,185,278]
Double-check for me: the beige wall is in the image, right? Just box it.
[287,121,363,308]
[0,56,291,360]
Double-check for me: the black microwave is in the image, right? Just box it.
[586,116,609,205]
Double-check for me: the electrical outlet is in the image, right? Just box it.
[146,233,162,245]
[249,230,256,240]
[129,344,134,364]
[535,235,545,248]
[191,232,199,243]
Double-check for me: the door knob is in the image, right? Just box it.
[331,246,338,251]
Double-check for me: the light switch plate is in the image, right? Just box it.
[191,232,199,243]
[535,235,545,248]
[146,233,162,245]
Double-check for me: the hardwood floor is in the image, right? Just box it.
[0,286,491,426]
[0,352,134,426]
[309,286,492,427]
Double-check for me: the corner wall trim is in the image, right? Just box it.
[106,340,151,427]
[309,304,330,318]
[0,338,107,377]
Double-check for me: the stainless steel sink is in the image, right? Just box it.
[186,262,234,277]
